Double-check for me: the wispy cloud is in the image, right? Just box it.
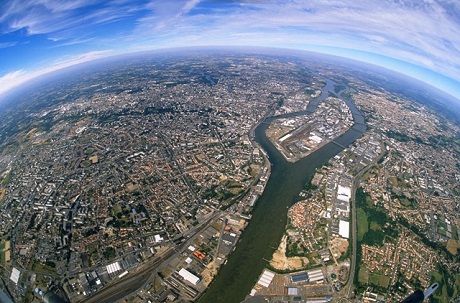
[1,0,460,98]
[0,41,16,48]
[130,0,460,83]
[50,37,96,48]
[0,50,113,96]
[0,0,143,39]
[135,0,202,32]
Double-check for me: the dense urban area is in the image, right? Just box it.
[0,51,459,303]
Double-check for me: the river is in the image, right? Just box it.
[198,79,366,303]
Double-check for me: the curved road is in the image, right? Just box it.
[346,142,386,298]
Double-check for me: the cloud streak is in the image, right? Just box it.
[0,50,113,96]
[0,0,460,99]
[0,42,16,48]
[0,0,143,39]
[130,0,460,86]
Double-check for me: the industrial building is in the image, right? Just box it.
[106,261,122,275]
[338,220,350,239]
[257,269,275,287]
[291,272,308,283]
[307,269,324,283]
[285,287,299,295]
[9,268,20,285]
[178,268,200,285]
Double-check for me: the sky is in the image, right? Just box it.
[1,0,460,100]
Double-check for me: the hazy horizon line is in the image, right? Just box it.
[2,45,460,107]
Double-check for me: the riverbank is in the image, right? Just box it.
[198,79,366,303]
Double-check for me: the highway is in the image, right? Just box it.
[346,143,386,298]
[346,171,359,299]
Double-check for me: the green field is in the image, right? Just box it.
[399,197,412,207]
[369,273,390,288]
[81,160,92,167]
[112,205,122,215]
[357,208,368,241]
[360,217,386,246]
[356,187,396,246]
[29,258,56,275]
[436,286,448,303]
[369,221,382,231]
[358,266,369,284]
[84,148,95,155]
[2,173,11,185]
[430,268,452,303]
[359,266,390,289]
[387,176,398,186]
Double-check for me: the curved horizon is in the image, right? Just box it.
[1,1,460,102]
[2,45,460,105]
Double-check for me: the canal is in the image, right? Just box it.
[198,79,366,303]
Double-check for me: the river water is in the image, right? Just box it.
[198,80,366,303]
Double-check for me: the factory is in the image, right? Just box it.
[290,269,325,284]
[306,269,324,283]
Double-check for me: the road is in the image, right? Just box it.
[346,142,386,298]
[79,207,224,303]
[81,248,175,303]
[346,171,359,298]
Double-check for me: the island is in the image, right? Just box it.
[0,49,459,303]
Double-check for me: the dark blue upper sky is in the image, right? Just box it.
[1,0,460,100]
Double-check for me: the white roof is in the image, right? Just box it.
[287,287,298,295]
[307,269,323,276]
[337,185,351,202]
[188,245,196,252]
[178,268,200,285]
[185,257,193,264]
[339,220,350,239]
[309,272,324,279]
[10,268,20,284]
[279,133,292,142]
[309,134,323,144]
[154,234,164,242]
[309,275,324,282]
[106,261,122,274]
[257,269,275,288]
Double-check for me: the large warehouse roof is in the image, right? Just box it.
[178,268,200,285]
[257,269,275,287]
[291,272,308,283]
[337,185,351,203]
[339,220,350,239]
[10,268,20,284]
[106,261,122,274]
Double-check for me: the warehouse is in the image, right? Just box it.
[178,268,200,285]
[338,220,350,239]
[106,261,122,274]
[307,269,324,283]
[337,185,351,202]
[290,272,308,283]
[257,269,275,287]
[10,268,20,285]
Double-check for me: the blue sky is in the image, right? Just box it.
[1,0,460,100]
